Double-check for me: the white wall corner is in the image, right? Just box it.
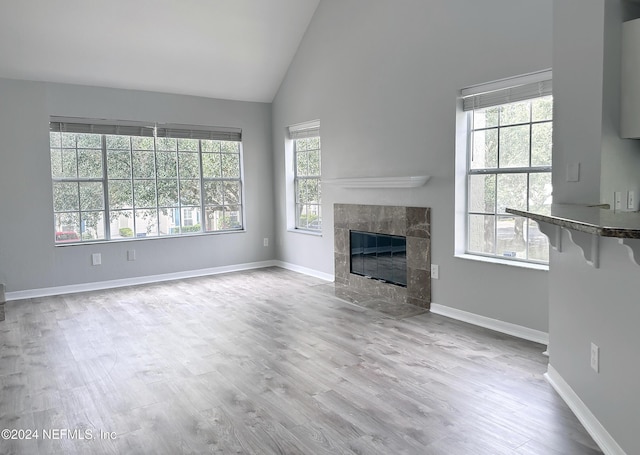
[430,303,549,345]
[545,365,626,455]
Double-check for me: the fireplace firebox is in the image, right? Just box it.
[350,231,407,286]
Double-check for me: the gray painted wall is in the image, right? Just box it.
[601,1,640,204]
[0,78,274,292]
[551,0,640,453]
[272,0,552,332]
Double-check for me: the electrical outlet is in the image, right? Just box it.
[615,192,623,210]
[628,190,636,210]
[91,253,102,266]
[263,238,269,247]
[590,342,599,373]
[567,162,580,182]
[431,264,439,280]
[127,250,136,261]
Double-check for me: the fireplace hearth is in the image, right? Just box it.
[334,204,431,309]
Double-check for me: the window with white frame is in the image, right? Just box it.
[50,118,243,244]
[289,120,321,231]
[460,71,553,264]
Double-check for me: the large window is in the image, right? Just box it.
[289,121,321,231]
[50,119,243,244]
[460,72,552,264]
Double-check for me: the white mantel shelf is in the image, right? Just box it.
[506,204,640,268]
[322,175,431,189]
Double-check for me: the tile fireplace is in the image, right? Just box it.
[334,204,431,309]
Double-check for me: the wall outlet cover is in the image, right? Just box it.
[615,191,623,210]
[91,253,102,266]
[567,162,580,182]
[628,190,637,211]
[590,342,599,373]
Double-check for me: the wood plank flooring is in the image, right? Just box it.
[0,267,602,454]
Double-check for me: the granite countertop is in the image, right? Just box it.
[506,204,640,239]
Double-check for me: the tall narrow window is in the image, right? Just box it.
[289,120,321,231]
[460,71,552,264]
[50,119,243,243]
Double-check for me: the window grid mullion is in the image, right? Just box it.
[469,167,551,175]
[526,172,531,261]
[176,143,182,234]
[153,134,160,236]
[529,102,534,168]
[102,134,111,241]
[493,172,498,256]
[496,109,501,170]
[129,136,137,238]
[74,139,82,242]
[472,118,550,134]
[198,140,205,233]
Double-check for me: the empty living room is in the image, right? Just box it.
[1,0,638,454]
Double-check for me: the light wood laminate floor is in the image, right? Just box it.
[0,267,601,454]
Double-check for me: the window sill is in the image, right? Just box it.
[287,228,322,237]
[54,228,246,247]
[454,253,549,271]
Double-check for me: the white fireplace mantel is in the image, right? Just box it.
[323,175,431,189]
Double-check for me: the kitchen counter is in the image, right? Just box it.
[506,204,640,239]
[506,203,640,267]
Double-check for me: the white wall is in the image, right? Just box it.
[551,1,640,453]
[0,78,274,293]
[272,0,552,332]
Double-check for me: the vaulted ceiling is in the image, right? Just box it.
[0,0,320,102]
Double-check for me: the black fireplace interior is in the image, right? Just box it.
[350,230,407,287]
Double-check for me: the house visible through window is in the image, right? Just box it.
[460,71,552,264]
[50,118,243,244]
[289,120,321,231]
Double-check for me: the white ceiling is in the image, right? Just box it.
[0,0,320,103]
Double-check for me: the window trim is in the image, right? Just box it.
[50,117,245,245]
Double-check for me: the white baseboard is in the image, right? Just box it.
[429,303,549,345]
[5,260,278,301]
[273,260,334,282]
[545,365,625,455]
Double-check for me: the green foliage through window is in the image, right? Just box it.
[294,136,321,231]
[467,96,552,264]
[51,125,243,244]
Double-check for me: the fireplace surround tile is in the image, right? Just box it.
[334,252,349,283]
[406,206,430,238]
[407,237,430,270]
[407,268,430,300]
[334,227,349,256]
[334,203,431,310]
[349,204,373,232]
[371,205,405,236]
[334,204,348,229]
